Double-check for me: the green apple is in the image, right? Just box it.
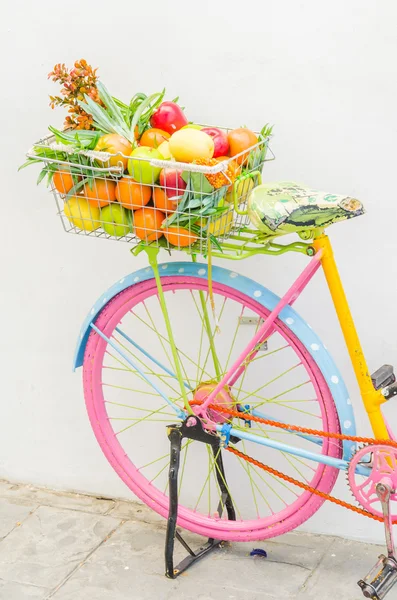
[181,123,203,130]
[128,146,163,184]
[100,204,132,237]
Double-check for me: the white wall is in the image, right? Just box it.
[2,0,397,543]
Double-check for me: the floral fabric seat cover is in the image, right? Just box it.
[248,182,364,237]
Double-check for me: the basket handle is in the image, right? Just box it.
[233,170,262,215]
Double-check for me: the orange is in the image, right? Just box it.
[133,207,165,242]
[164,227,198,248]
[228,128,258,165]
[139,128,170,148]
[53,168,78,194]
[83,178,117,208]
[153,187,179,214]
[115,177,151,210]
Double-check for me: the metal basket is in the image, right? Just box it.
[27,126,273,255]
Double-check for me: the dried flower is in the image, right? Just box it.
[193,158,236,189]
[48,59,103,130]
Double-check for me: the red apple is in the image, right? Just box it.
[159,168,187,198]
[201,127,229,158]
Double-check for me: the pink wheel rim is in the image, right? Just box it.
[83,277,342,541]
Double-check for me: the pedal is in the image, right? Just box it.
[358,480,397,599]
[358,555,397,599]
[372,365,395,391]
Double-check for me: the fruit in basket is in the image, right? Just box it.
[208,211,234,236]
[133,207,165,242]
[53,168,79,194]
[201,127,229,158]
[100,204,132,237]
[83,178,117,207]
[139,128,170,148]
[228,128,258,165]
[216,156,241,190]
[150,101,188,134]
[95,134,132,170]
[153,188,179,214]
[128,147,163,185]
[181,124,203,130]
[164,226,198,248]
[225,176,255,204]
[169,129,214,163]
[157,141,172,160]
[64,196,100,231]
[159,168,187,198]
[115,177,151,210]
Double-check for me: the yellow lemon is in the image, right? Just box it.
[208,211,234,236]
[226,177,255,204]
[169,129,214,162]
[64,196,100,231]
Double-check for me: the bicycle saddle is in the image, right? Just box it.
[248,181,364,236]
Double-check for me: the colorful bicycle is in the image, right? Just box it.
[27,129,397,600]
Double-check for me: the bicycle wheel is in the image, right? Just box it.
[83,268,342,541]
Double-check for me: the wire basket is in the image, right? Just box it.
[27,127,273,255]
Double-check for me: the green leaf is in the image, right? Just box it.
[65,177,88,199]
[97,82,130,136]
[181,172,214,195]
[36,168,49,185]
[18,158,42,171]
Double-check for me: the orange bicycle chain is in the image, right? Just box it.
[191,401,397,523]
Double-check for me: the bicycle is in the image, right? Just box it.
[26,130,397,600]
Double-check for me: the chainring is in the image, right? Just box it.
[347,444,397,518]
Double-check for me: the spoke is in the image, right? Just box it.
[238,363,302,404]
[212,451,242,520]
[115,403,173,435]
[194,446,220,512]
[241,440,260,518]
[112,332,180,395]
[106,401,175,417]
[131,310,215,381]
[224,304,245,373]
[250,380,312,410]
[235,453,274,515]
[103,383,162,398]
[198,297,228,383]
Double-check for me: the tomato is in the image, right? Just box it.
[153,187,179,214]
[164,227,198,247]
[228,128,258,165]
[169,129,214,162]
[53,168,79,194]
[115,177,151,210]
[83,178,117,207]
[133,207,165,241]
[95,134,133,170]
[139,128,170,148]
[150,102,188,135]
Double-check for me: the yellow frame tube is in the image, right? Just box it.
[312,233,389,440]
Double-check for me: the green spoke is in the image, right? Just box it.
[131,310,214,381]
[115,403,171,436]
[241,440,260,517]
[194,447,220,512]
[197,297,228,383]
[224,304,245,373]
[238,363,302,404]
[250,380,312,410]
[234,454,274,515]
[112,332,180,395]
[105,400,181,416]
[103,383,162,398]
[212,452,242,520]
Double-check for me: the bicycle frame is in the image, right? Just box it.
[77,231,391,476]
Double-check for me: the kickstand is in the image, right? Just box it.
[358,480,397,599]
[164,417,236,579]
